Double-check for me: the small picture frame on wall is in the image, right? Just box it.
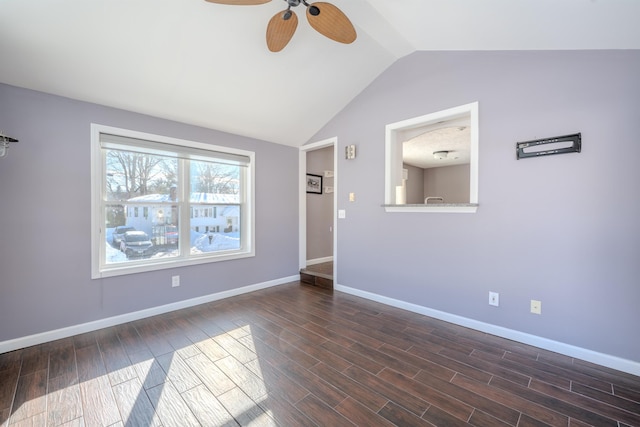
[306,173,323,194]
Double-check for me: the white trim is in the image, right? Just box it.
[299,137,338,283]
[298,150,307,270]
[334,284,640,377]
[384,102,479,211]
[306,256,333,266]
[0,275,298,355]
[300,137,337,152]
[384,205,478,213]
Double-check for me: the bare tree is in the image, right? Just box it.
[106,151,176,201]
[192,161,239,195]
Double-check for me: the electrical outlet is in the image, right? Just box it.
[489,292,499,307]
[530,299,541,314]
[172,275,180,287]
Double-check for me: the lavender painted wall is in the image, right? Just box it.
[306,146,334,261]
[310,50,640,362]
[0,83,299,342]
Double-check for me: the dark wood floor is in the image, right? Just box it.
[1,282,639,427]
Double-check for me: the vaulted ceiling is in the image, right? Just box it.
[1,0,639,147]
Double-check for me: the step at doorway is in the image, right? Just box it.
[300,261,333,289]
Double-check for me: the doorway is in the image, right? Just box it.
[299,137,337,286]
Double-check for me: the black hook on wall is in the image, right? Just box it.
[0,131,19,158]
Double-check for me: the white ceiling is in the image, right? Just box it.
[1,0,639,147]
[404,126,471,170]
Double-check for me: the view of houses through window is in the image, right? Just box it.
[92,125,254,278]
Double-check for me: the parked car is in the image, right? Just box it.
[120,231,153,258]
[165,225,178,246]
[112,226,135,246]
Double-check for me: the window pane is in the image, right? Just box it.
[104,149,179,264]
[105,150,178,202]
[189,160,241,254]
[105,205,179,264]
[191,205,241,254]
[190,160,240,197]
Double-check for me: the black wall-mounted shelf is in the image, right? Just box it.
[516,133,581,160]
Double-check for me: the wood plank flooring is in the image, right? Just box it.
[1,282,639,426]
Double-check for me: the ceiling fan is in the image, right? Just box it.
[205,0,357,52]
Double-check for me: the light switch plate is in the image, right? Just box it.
[345,145,356,159]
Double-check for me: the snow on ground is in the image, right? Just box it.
[192,232,240,254]
[105,227,239,263]
[106,240,128,263]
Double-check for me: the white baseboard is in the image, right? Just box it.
[335,284,640,377]
[0,275,299,355]
[306,256,333,266]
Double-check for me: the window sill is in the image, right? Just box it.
[93,249,254,279]
[383,203,478,213]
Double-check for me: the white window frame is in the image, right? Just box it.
[384,102,479,213]
[91,124,255,279]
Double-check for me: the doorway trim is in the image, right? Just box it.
[299,137,338,282]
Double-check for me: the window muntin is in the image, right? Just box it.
[91,124,255,278]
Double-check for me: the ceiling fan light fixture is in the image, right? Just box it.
[205,0,356,51]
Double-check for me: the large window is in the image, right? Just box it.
[91,124,255,278]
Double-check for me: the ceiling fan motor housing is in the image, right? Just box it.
[288,0,319,14]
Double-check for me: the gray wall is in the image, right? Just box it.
[424,164,470,203]
[0,83,299,342]
[310,50,640,362]
[306,146,334,261]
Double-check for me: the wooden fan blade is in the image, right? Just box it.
[306,2,356,44]
[205,0,271,5]
[266,9,298,52]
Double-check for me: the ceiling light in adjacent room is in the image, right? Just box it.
[433,150,449,160]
